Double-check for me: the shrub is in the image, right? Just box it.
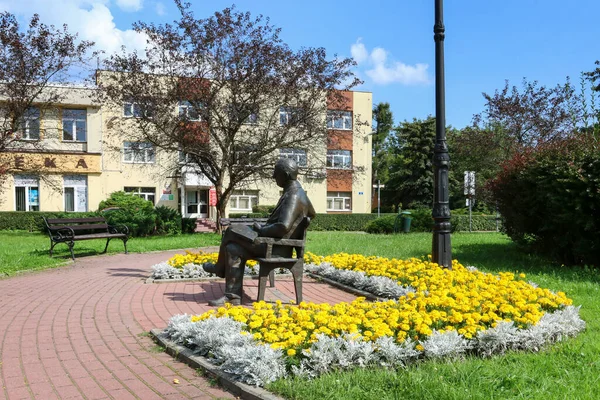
[155,205,182,235]
[182,218,197,234]
[364,215,396,234]
[0,211,99,232]
[98,191,156,237]
[488,136,600,265]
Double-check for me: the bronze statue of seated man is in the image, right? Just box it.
[203,158,315,306]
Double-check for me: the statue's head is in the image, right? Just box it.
[273,158,298,187]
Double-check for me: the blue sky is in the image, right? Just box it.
[3,0,599,129]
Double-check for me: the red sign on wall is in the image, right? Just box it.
[209,187,217,206]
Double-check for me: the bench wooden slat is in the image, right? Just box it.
[257,257,298,264]
[46,217,107,224]
[74,233,127,240]
[253,237,304,246]
[51,224,110,232]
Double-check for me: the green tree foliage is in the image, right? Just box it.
[586,60,600,92]
[372,102,394,185]
[488,136,600,266]
[447,124,508,211]
[385,117,436,209]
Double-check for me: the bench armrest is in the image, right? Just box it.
[50,227,75,240]
[253,237,305,247]
[108,224,129,236]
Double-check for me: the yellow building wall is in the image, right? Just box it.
[352,91,373,213]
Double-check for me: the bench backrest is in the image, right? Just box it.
[220,217,268,227]
[43,217,110,233]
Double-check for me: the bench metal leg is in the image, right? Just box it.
[49,240,56,257]
[103,238,111,253]
[123,238,128,254]
[68,241,75,260]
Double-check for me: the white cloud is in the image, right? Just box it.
[350,38,368,64]
[350,39,430,86]
[115,0,143,12]
[6,1,148,58]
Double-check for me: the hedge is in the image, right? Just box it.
[365,213,500,234]
[0,211,101,232]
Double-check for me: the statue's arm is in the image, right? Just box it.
[258,194,301,238]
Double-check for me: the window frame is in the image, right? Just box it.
[178,100,202,122]
[123,100,153,118]
[279,106,303,126]
[326,110,352,130]
[14,176,40,211]
[326,191,352,212]
[63,175,88,212]
[326,149,352,169]
[62,109,87,142]
[124,186,156,204]
[279,148,308,167]
[229,190,259,212]
[123,141,156,164]
[19,107,41,140]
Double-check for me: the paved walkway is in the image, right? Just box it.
[0,249,358,400]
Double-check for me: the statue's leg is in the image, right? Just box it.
[224,242,248,300]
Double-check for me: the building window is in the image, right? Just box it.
[327,150,352,169]
[123,142,155,163]
[229,104,258,125]
[229,190,258,212]
[178,100,202,121]
[19,107,40,140]
[62,109,87,142]
[124,101,153,118]
[327,110,352,130]
[233,146,257,166]
[64,175,88,212]
[14,175,39,211]
[279,148,307,167]
[327,191,351,211]
[124,187,156,204]
[279,106,302,126]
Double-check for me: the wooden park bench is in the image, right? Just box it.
[254,216,310,304]
[42,216,129,260]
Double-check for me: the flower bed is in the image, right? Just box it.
[160,253,585,386]
[150,250,259,280]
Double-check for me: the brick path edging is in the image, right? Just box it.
[150,330,284,400]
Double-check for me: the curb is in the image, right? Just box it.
[150,329,284,400]
[305,273,387,302]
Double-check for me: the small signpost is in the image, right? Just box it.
[464,171,475,232]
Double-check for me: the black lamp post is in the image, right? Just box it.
[432,0,452,268]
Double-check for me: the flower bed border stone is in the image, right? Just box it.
[150,328,283,400]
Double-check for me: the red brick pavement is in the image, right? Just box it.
[0,249,358,400]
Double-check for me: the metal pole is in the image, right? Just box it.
[468,197,472,232]
[432,0,452,268]
[377,180,381,218]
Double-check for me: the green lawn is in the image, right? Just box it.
[0,230,221,276]
[1,230,599,399]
